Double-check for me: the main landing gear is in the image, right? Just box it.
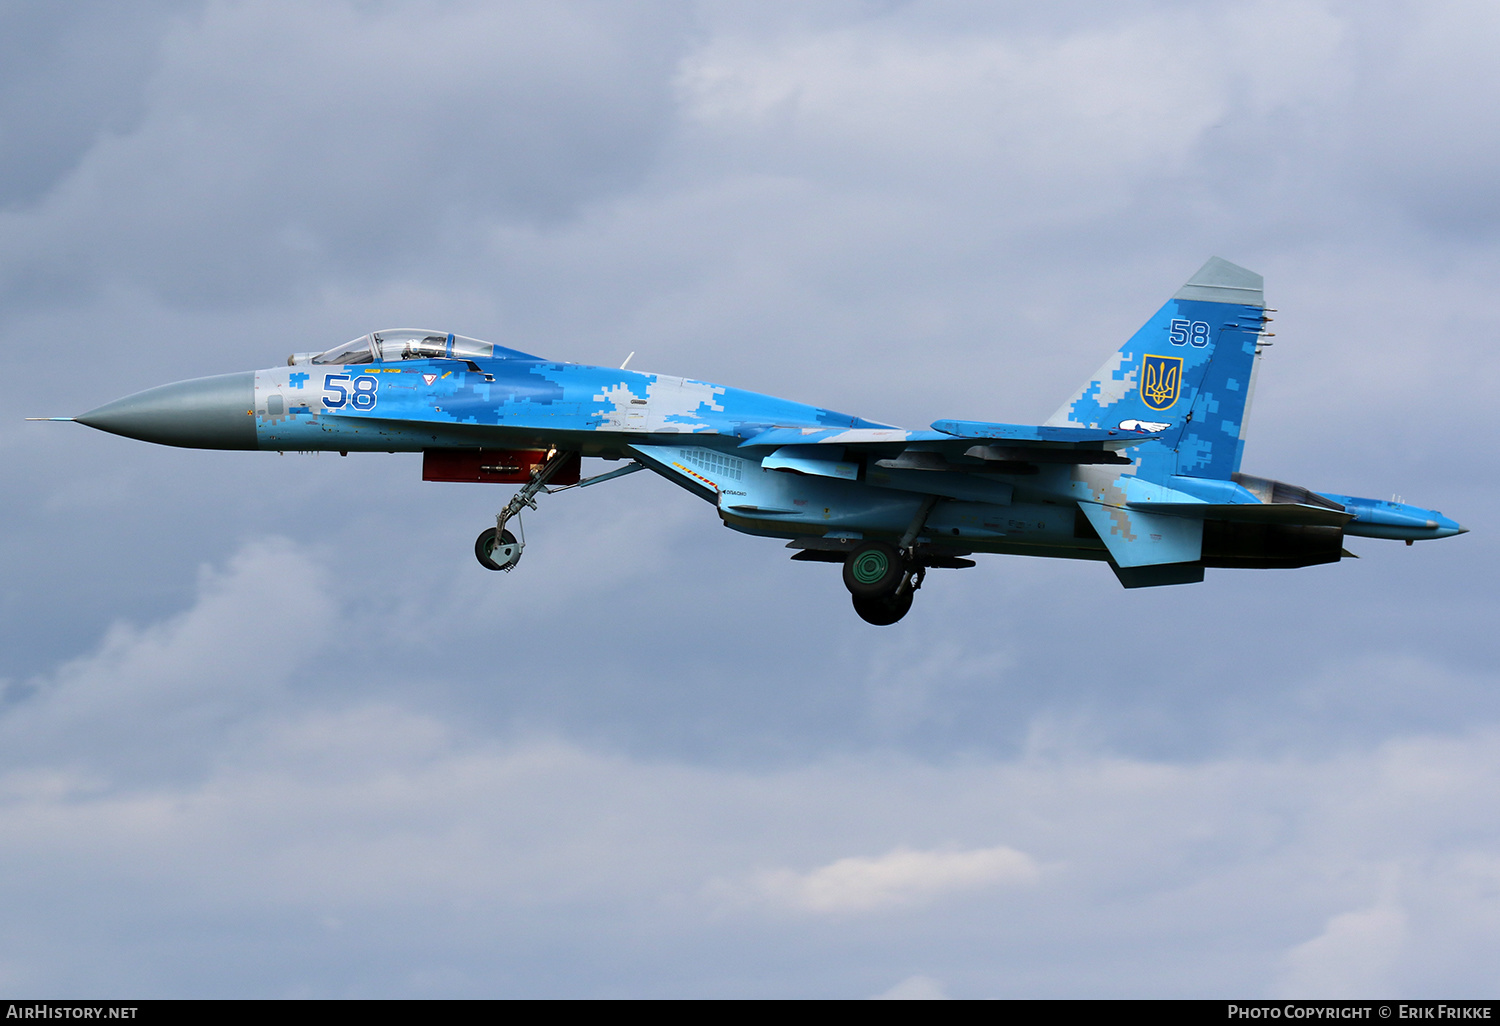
[841,496,937,626]
[474,450,644,572]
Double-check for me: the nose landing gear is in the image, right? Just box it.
[473,452,645,573]
[473,447,574,573]
[475,527,521,572]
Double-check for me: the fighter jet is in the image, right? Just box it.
[48,258,1465,624]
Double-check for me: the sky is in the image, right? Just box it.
[1,0,1497,999]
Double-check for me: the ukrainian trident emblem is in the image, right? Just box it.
[1140,354,1183,411]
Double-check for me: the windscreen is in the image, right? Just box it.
[311,335,376,365]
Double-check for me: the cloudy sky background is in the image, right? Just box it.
[2,0,1497,997]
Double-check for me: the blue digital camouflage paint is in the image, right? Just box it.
[1048,256,1267,483]
[63,261,1467,625]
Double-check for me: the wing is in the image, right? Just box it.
[736,418,1165,478]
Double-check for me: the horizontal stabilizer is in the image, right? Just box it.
[1126,501,1352,527]
[1112,563,1205,588]
[1080,502,1204,567]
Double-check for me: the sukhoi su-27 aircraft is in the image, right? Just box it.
[49,258,1465,625]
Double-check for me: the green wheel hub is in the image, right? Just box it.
[843,541,903,599]
[851,549,890,584]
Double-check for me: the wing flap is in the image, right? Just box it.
[931,419,1163,449]
[737,421,1162,462]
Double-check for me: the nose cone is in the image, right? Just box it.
[1432,514,1468,539]
[76,371,257,450]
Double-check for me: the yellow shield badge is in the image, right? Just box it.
[1141,354,1183,411]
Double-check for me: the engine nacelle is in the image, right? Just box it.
[1200,521,1345,569]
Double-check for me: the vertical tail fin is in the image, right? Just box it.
[1047,257,1268,482]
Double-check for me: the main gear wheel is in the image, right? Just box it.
[851,589,914,625]
[843,541,903,598]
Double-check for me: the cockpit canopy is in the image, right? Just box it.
[289,329,533,366]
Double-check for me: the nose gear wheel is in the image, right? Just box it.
[475,527,521,572]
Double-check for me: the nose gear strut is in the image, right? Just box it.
[474,452,646,572]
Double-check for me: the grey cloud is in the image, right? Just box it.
[1,537,335,785]
[1337,1,1500,238]
[1,1,691,309]
[0,0,196,209]
[2,548,1498,995]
